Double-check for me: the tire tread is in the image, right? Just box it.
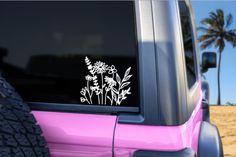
[0,76,50,157]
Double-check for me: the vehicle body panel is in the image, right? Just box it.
[114,92,202,156]
[32,111,116,157]
[32,92,202,157]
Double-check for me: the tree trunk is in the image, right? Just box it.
[217,52,222,105]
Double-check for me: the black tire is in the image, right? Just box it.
[198,122,223,157]
[0,77,50,157]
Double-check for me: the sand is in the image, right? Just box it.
[210,106,236,157]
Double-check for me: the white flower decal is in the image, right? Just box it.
[93,61,108,74]
[80,56,132,105]
[107,65,117,74]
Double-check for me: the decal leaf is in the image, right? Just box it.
[112,92,117,102]
[120,82,130,89]
[124,67,131,77]
[116,73,121,85]
[112,88,119,94]
[123,75,132,82]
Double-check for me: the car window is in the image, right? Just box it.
[179,1,197,88]
[0,1,139,107]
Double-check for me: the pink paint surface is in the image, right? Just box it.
[114,92,203,156]
[32,111,117,157]
[32,92,202,157]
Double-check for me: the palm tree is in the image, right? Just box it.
[198,9,236,105]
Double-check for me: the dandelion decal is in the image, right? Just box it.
[80,56,132,105]
[93,61,108,74]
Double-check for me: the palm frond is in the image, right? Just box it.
[197,26,219,34]
[199,37,217,50]
[209,11,218,21]
[227,30,236,37]
[200,18,215,27]
[225,32,236,47]
[201,17,222,30]
[198,34,218,42]
[231,29,236,33]
[226,13,233,28]
[216,9,225,27]
[197,26,209,32]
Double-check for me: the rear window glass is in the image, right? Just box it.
[0,1,139,107]
[179,1,197,88]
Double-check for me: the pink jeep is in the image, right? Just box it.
[0,0,223,157]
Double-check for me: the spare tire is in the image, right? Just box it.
[0,76,50,157]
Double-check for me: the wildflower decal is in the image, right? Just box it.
[80,56,132,105]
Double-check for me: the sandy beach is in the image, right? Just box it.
[210,106,236,157]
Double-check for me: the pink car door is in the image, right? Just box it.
[33,111,117,157]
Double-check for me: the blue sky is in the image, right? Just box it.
[192,0,236,104]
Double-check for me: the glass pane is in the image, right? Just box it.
[179,1,197,88]
[0,1,139,107]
